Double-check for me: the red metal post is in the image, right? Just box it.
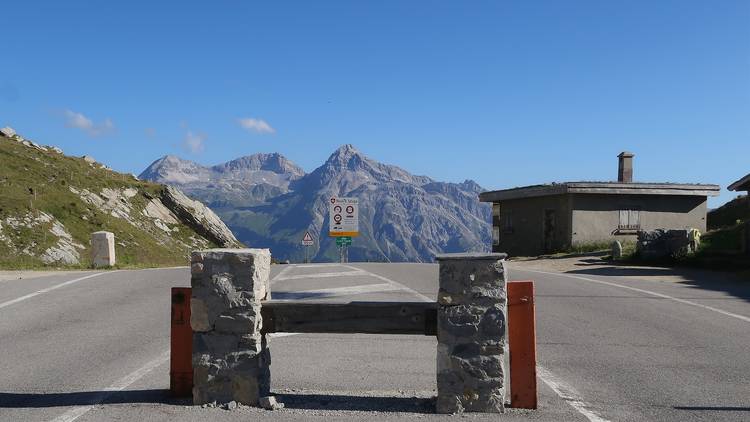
[170,287,193,397]
[507,281,538,409]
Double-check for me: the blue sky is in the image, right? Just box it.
[1,1,748,207]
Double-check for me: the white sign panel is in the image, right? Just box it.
[302,231,314,246]
[328,197,359,237]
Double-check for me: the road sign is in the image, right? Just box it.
[329,197,359,237]
[335,236,352,246]
[302,231,314,246]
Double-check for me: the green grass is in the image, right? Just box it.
[0,137,218,269]
[566,241,615,254]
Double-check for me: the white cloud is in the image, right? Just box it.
[183,130,205,154]
[63,109,115,137]
[237,117,275,134]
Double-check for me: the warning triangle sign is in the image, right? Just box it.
[303,232,313,242]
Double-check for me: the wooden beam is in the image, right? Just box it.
[261,301,437,336]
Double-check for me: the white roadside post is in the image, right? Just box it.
[91,231,116,268]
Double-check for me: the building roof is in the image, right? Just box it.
[479,181,720,202]
[728,173,750,192]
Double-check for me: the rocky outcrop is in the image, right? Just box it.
[0,124,244,268]
[0,126,16,138]
[159,186,241,248]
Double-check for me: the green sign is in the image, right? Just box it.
[336,236,352,246]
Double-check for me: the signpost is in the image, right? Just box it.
[301,231,314,263]
[329,197,358,263]
[335,236,352,246]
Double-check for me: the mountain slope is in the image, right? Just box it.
[0,128,241,269]
[141,153,305,209]
[143,144,491,262]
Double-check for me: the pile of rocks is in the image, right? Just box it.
[636,229,698,259]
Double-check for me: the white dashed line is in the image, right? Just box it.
[342,265,433,302]
[274,282,403,300]
[0,272,112,311]
[273,270,368,281]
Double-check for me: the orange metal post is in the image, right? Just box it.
[507,281,538,409]
[170,287,193,397]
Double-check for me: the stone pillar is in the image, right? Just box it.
[91,231,115,267]
[190,248,272,405]
[435,253,507,414]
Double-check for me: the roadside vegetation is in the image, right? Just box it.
[0,136,219,270]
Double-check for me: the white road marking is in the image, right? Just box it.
[271,264,295,283]
[342,265,433,302]
[269,332,299,338]
[274,283,403,300]
[522,269,750,323]
[48,350,170,422]
[273,270,368,281]
[0,272,112,311]
[137,266,188,271]
[538,366,611,422]
[293,264,342,268]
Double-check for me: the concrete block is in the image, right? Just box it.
[91,231,115,267]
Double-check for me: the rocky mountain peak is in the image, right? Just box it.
[140,155,208,184]
[213,153,305,177]
[325,144,366,167]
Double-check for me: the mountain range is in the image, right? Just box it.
[140,145,491,262]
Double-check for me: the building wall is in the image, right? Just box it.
[570,194,708,245]
[491,195,571,256]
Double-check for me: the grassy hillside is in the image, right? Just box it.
[0,135,220,269]
[708,195,750,230]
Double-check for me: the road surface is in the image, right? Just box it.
[0,262,747,421]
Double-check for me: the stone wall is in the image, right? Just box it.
[190,248,271,405]
[435,253,507,413]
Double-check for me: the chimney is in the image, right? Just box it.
[617,152,634,183]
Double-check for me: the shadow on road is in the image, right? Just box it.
[0,389,183,408]
[272,291,333,300]
[566,264,750,304]
[277,393,436,413]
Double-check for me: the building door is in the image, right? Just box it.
[543,209,556,253]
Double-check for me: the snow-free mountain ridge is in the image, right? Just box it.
[140,145,491,262]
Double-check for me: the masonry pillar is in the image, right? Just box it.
[190,248,272,405]
[91,231,115,267]
[435,253,508,413]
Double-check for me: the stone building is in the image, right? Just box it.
[479,152,720,256]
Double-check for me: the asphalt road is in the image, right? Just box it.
[0,262,748,421]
